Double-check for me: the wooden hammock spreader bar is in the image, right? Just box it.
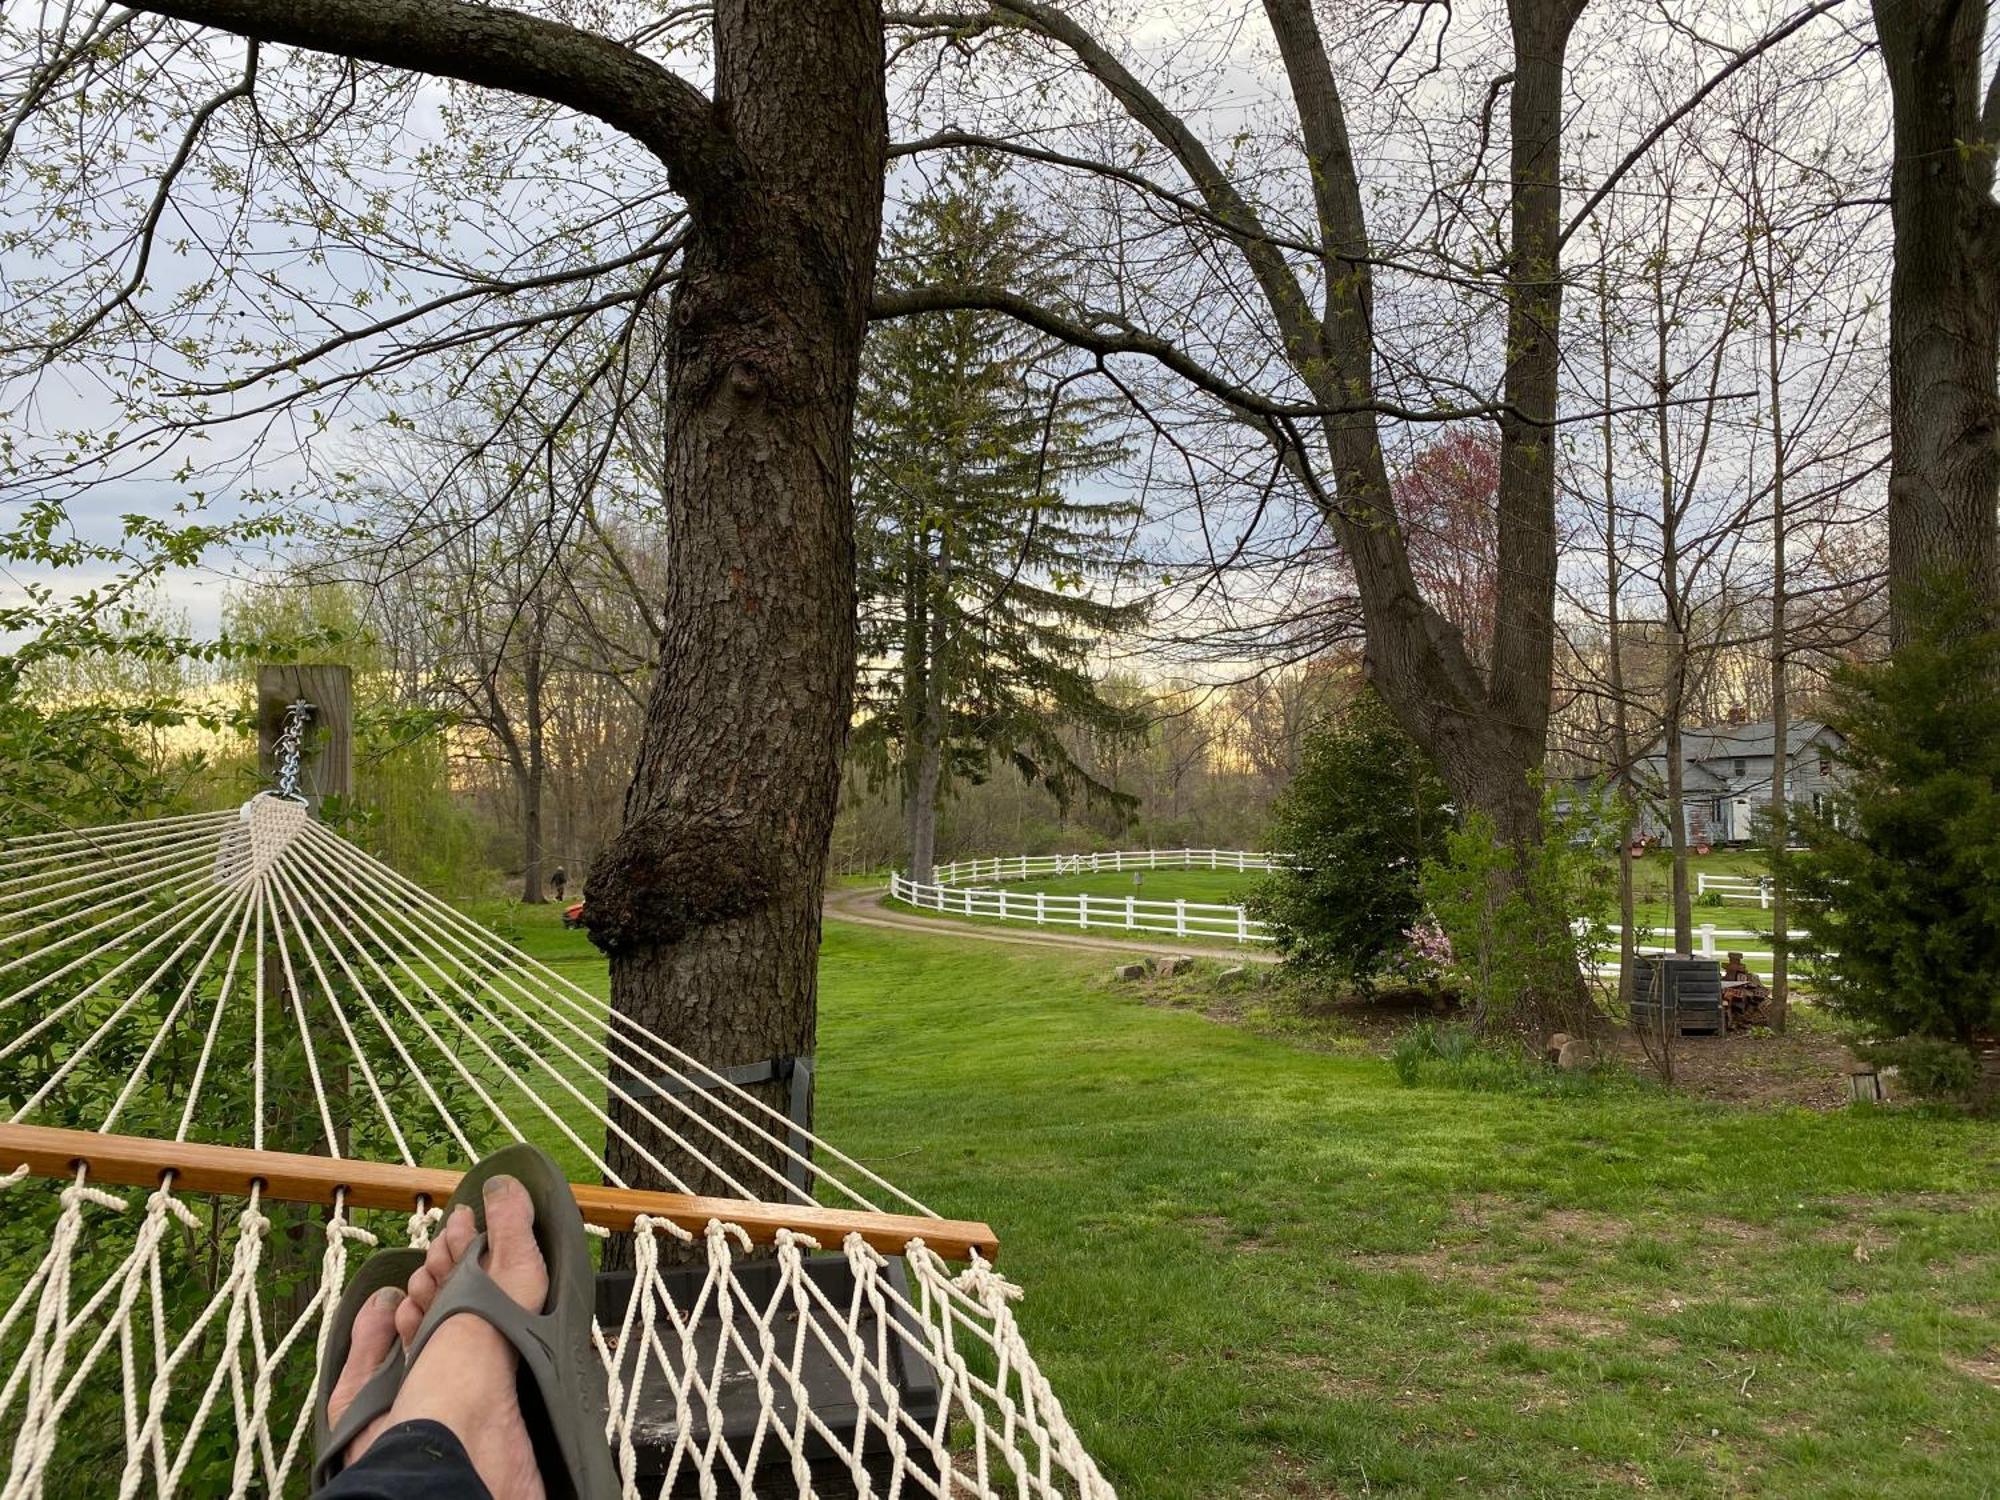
[0,1122,999,1261]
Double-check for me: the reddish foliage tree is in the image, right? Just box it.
[1394,430,1502,670]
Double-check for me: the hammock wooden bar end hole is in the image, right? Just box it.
[0,1121,999,1261]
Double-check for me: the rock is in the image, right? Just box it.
[1556,1038,1594,1071]
[1543,1032,1572,1065]
[1164,954,1196,976]
[1112,963,1147,982]
[1217,965,1249,983]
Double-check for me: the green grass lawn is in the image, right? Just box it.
[980,867,1259,904]
[487,902,2000,1498]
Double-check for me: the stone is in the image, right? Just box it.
[1217,965,1249,983]
[1112,963,1147,982]
[1164,955,1196,976]
[1556,1038,1594,1071]
[1544,1032,1573,1065]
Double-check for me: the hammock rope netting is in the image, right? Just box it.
[0,796,1113,1498]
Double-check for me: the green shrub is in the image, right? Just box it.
[1387,1019,1638,1097]
[1782,588,2000,1068]
[1865,1038,1980,1101]
[1249,689,1452,989]
[1418,782,1616,1027]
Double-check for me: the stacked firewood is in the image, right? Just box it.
[1720,953,1773,1030]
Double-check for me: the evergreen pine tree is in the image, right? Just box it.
[1784,587,2000,1083]
[856,160,1146,879]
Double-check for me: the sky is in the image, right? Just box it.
[0,1,1930,665]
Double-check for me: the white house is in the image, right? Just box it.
[1572,717,1849,845]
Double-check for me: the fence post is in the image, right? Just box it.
[999,890,1009,921]
[1176,899,1187,939]
[1237,907,1249,944]
[1699,923,1715,957]
[1209,849,1217,869]
[1126,895,1135,930]
[1036,891,1046,926]
[1080,894,1090,930]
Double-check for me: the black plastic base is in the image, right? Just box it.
[595,1253,944,1498]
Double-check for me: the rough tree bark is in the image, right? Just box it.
[125,0,889,1221]
[579,6,886,1231]
[1873,0,2000,641]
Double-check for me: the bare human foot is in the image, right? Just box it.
[325,1176,551,1500]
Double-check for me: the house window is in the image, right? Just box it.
[1818,749,1832,778]
[1732,757,1746,778]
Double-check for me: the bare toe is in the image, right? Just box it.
[478,1174,549,1310]
[384,1175,550,1500]
[328,1286,402,1465]
[393,1285,425,1348]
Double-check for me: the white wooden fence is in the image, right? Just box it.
[928,848,1281,887]
[888,870,1275,945]
[1695,871,1777,907]
[1592,922,1813,978]
[892,850,1818,976]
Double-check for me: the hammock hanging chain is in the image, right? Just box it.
[272,699,314,803]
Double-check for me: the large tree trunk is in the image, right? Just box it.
[1258,0,1590,1033]
[1873,0,2000,642]
[114,0,886,1230]
[583,1,886,1226]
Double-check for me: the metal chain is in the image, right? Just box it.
[273,699,314,801]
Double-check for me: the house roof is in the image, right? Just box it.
[1675,719,1836,763]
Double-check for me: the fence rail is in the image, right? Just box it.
[929,848,1281,887]
[1593,921,1814,978]
[888,870,1275,945]
[1695,871,1776,908]
[892,852,1822,979]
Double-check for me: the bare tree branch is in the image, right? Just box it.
[1560,0,1849,248]
[127,0,745,206]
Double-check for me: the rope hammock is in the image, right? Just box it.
[0,794,1114,1498]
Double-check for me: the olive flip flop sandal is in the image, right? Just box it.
[312,1246,425,1489]
[399,1142,618,1500]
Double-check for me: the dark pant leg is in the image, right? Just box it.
[314,1419,492,1500]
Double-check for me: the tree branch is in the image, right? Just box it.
[873,284,1438,423]
[1560,0,1848,249]
[986,0,1330,371]
[126,0,744,208]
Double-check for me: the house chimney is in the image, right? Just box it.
[1725,704,1748,725]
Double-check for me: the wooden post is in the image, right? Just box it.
[257,665,353,812]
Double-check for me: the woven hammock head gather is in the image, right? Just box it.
[0,802,1115,1498]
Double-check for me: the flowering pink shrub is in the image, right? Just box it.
[1392,915,1454,986]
